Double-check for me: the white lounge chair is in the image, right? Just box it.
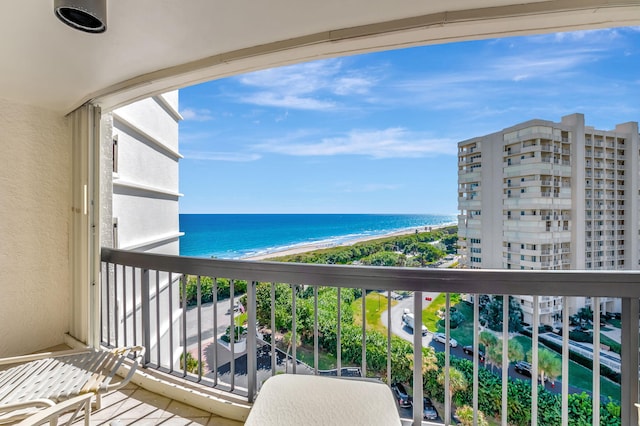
[0,346,144,425]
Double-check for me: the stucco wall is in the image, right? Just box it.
[0,98,71,356]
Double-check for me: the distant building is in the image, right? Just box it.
[457,113,639,325]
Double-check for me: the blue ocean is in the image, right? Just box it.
[179,214,456,259]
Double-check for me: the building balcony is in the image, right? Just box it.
[95,248,640,426]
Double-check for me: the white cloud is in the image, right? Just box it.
[275,111,289,122]
[252,128,456,159]
[240,93,335,110]
[234,59,379,110]
[239,60,341,94]
[180,107,214,121]
[183,151,261,162]
[333,76,375,95]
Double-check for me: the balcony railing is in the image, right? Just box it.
[101,248,640,426]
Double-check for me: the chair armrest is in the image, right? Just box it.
[0,349,90,367]
[15,394,92,426]
[101,346,146,392]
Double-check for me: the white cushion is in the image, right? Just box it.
[245,374,402,426]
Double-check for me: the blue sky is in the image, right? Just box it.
[178,27,640,214]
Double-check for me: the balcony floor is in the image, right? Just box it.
[61,382,242,426]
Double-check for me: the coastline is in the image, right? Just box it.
[242,223,453,261]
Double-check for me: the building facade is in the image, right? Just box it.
[104,92,184,368]
[458,113,640,325]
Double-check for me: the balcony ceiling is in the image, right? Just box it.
[2,0,640,114]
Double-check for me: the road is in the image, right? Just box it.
[380,292,439,345]
[184,295,243,352]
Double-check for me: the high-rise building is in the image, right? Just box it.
[458,113,639,325]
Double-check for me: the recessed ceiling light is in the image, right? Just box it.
[54,0,107,34]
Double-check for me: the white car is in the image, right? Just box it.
[433,332,458,347]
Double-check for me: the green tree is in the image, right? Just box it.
[508,339,525,363]
[282,330,301,373]
[529,348,561,385]
[407,346,438,388]
[576,306,593,326]
[479,331,498,370]
[480,296,523,332]
[486,343,502,373]
[456,405,488,426]
[437,366,468,413]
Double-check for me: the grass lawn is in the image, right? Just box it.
[422,293,474,346]
[514,336,620,401]
[423,298,621,401]
[296,344,337,370]
[607,318,621,328]
[352,292,397,333]
[599,333,621,354]
[511,335,620,400]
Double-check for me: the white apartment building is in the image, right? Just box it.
[458,113,640,325]
[104,92,184,368]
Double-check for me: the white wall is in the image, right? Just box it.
[105,92,182,368]
[0,98,71,356]
[112,93,181,250]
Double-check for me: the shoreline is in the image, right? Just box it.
[242,222,454,261]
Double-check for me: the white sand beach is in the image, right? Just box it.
[242,223,453,261]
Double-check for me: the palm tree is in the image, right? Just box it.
[407,346,438,388]
[576,306,593,327]
[529,348,561,385]
[282,330,301,373]
[479,330,498,369]
[486,343,502,373]
[437,366,468,412]
[507,339,525,363]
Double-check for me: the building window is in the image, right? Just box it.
[112,134,119,173]
[112,218,119,249]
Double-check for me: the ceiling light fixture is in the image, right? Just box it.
[54,0,107,34]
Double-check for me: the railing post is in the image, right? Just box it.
[531,295,539,426]
[501,296,508,426]
[141,268,151,366]
[621,297,639,426]
[361,288,366,378]
[592,296,600,425]
[247,280,257,402]
[473,293,479,426]
[292,284,297,375]
[413,291,423,426]
[561,297,569,426]
[445,293,451,425]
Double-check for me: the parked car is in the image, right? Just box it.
[433,332,458,347]
[462,345,485,362]
[423,397,439,420]
[390,382,412,408]
[514,361,532,376]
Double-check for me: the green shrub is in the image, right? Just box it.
[180,352,202,375]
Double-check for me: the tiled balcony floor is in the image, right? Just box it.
[63,382,243,426]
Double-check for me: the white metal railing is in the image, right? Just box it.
[100,248,640,426]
